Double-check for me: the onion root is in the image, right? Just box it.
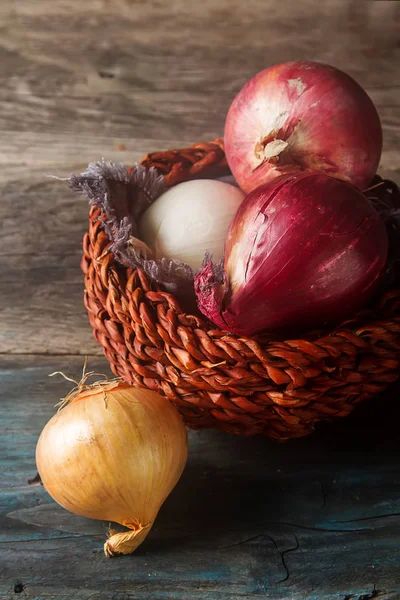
[104,522,152,557]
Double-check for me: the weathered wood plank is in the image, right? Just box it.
[0,176,99,354]
[1,356,400,599]
[0,88,398,176]
[0,91,228,154]
[0,253,99,354]
[0,0,398,94]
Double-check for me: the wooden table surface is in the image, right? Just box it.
[1,1,400,598]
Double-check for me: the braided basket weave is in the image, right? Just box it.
[81,139,400,440]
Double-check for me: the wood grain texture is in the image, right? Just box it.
[1,356,400,599]
[1,0,400,597]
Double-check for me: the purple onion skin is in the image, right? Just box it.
[194,172,388,336]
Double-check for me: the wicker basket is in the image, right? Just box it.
[81,139,400,440]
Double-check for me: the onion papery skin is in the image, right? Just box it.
[195,172,388,337]
[224,61,382,193]
[36,382,188,557]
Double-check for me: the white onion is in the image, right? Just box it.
[139,179,245,271]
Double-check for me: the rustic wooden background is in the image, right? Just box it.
[1,1,400,599]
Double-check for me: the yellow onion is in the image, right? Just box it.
[36,380,188,557]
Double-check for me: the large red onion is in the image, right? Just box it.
[194,172,388,336]
[224,61,382,193]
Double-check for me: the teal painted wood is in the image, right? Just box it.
[1,356,399,599]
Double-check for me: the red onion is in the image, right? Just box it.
[224,61,382,193]
[194,172,388,336]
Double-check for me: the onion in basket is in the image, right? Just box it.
[224,61,382,193]
[195,171,388,336]
[139,179,245,271]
